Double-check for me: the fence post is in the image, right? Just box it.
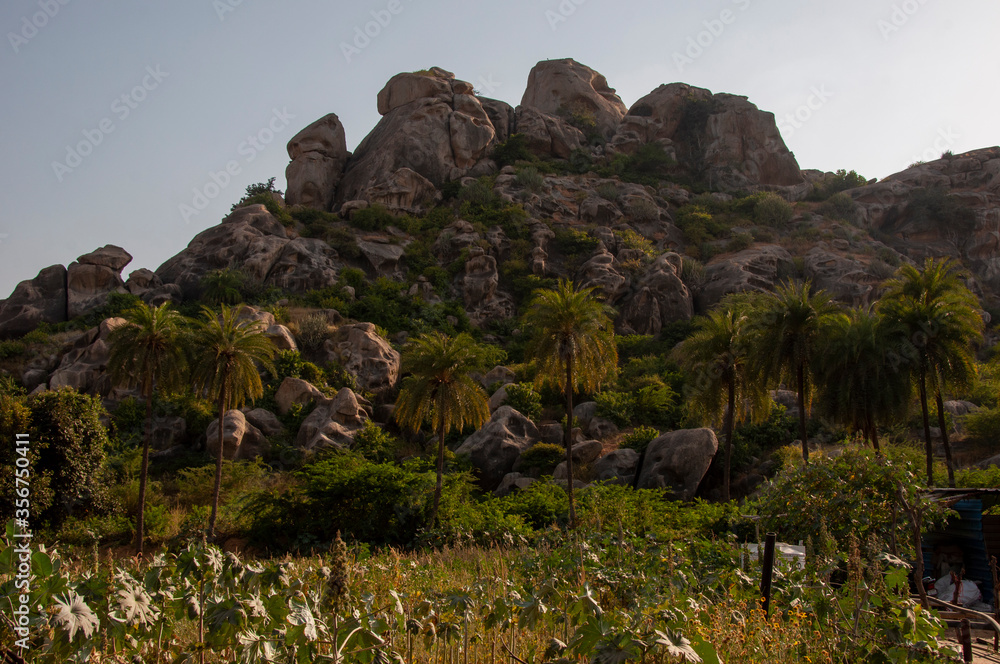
[760,532,776,616]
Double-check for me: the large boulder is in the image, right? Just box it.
[48,317,126,396]
[697,244,796,310]
[592,448,640,485]
[520,58,627,140]
[0,265,68,337]
[285,113,350,211]
[575,248,628,302]
[612,83,802,190]
[67,244,133,319]
[156,205,341,299]
[456,406,540,490]
[337,68,498,207]
[295,387,369,451]
[206,410,269,461]
[515,106,585,160]
[803,243,874,306]
[635,428,718,500]
[324,323,400,394]
[619,253,693,335]
[274,377,325,415]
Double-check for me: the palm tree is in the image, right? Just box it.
[674,304,771,500]
[107,303,188,554]
[880,258,983,486]
[190,304,276,539]
[394,332,491,524]
[750,281,842,463]
[522,280,617,529]
[814,308,911,452]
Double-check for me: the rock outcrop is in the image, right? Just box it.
[456,406,540,490]
[296,387,370,451]
[285,114,350,211]
[635,428,718,500]
[592,448,640,485]
[697,245,796,310]
[66,245,132,319]
[0,265,67,337]
[324,323,400,394]
[207,410,269,461]
[520,58,627,140]
[48,317,126,396]
[619,253,693,334]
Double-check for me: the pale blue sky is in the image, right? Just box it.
[1,0,998,296]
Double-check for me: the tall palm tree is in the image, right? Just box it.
[107,302,188,554]
[190,305,275,539]
[750,281,842,463]
[880,258,983,486]
[814,308,911,452]
[522,280,617,529]
[674,304,771,501]
[394,332,491,524]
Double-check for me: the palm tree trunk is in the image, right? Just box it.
[918,370,934,487]
[564,359,576,530]
[208,385,227,540]
[869,413,880,454]
[723,379,736,502]
[797,363,809,463]
[433,419,445,525]
[935,389,956,488]
[135,379,154,555]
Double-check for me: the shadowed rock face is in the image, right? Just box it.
[850,147,1000,291]
[285,114,349,212]
[520,58,628,140]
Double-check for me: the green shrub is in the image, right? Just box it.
[594,391,635,427]
[681,256,707,289]
[296,314,330,352]
[492,133,533,168]
[754,193,794,227]
[498,480,569,529]
[615,229,657,258]
[518,443,565,475]
[729,407,796,471]
[514,166,544,192]
[595,182,620,202]
[0,340,26,359]
[807,169,869,201]
[906,187,976,233]
[818,192,859,223]
[174,459,272,508]
[458,177,529,240]
[503,382,542,421]
[620,426,659,454]
[552,228,600,257]
[964,407,1000,442]
[350,204,395,232]
[626,198,660,222]
[201,268,245,305]
[725,231,753,253]
[352,420,397,463]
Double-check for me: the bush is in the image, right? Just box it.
[754,193,794,227]
[518,443,565,475]
[514,166,544,192]
[626,198,660,222]
[964,407,1000,442]
[818,192,859,223]
[296,314,330,352]
[620,426,659,454]
[201,268,245,305]
[499,480,569,529]
[0,340,26,359]
[594,391,635,427]
[906,187,976,233]
[350,204,395,232]
[725,231,753,253]
[807,169,869,201]
[492,133,533,168]
[352,420,398,463]
[595,182,620,202]
[503,383,542,421]
[681,256,706,289]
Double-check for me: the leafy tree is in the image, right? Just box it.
[394,332,491,523]
[201,268,245,305]
[879,258,983,486]
[675,305,771,500]
[190,305,276,538]
[522,280,617,528]
[814,308,911,452]
[107,303,189,554]
[749,282,843,463]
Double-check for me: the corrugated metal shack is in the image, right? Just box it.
[921,488,1000,605]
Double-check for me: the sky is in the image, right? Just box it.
[0,0,998,297]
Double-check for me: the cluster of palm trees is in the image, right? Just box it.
[676,258,984,499]
[107,304,275,554]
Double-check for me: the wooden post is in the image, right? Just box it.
[961,618,973,662]
[761,533,776,616]
[990,555,999,653]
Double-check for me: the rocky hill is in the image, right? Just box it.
[2,58,998,497]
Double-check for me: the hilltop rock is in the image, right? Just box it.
[324,323,400,394]
[456,406,540,490]
[67,245,132,319]
[613,83,802,190]
[337,68,497,206]
[0,265,67,337]
[635,428,718,500]
[520,59,627,140]
[285,113,350,211]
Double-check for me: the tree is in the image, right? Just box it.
[522,280,617,528]
[190,305,275,539]
[814,308,911,452]
[107,303,189,554]
[394,332,491,524]
[880,258,983,486]
[674,304,771,500]
[750,281,842,463]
